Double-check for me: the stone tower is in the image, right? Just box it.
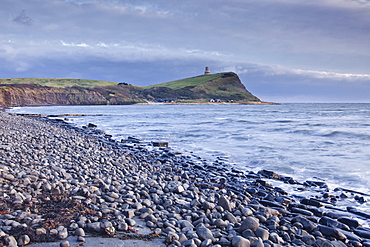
[204,67,210,75]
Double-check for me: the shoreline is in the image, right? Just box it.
[1,112,370,246]
[0,100,278,110]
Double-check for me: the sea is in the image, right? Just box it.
[8,103,370,213]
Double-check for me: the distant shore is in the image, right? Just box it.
[0,100,278,111]
[143,101,278,105]
[1,112,369,247]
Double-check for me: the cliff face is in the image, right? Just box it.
[190,72,259,101]
[0,84,108,106]
[142,72,260,102]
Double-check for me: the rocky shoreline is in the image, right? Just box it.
[1,111,370,247]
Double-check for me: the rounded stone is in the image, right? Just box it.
[302,234,316,245]
[241,207,253,217]
[36,228,47,235]
[231,236,250,247]
[18,234,31,246]
[218,195,232,211]
[60,240,70,247]
[77,236,86,242]
[196,227,215,242]
[201,239,213,247]
[4,235,18,246]
[118,222,129,231]
[238,216,260,233]
[58,228,68,239]
[255,227,269,240]
[166,232,179,244]
[214,219,228,228]
[75,228,85,237]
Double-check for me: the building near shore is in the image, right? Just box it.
[204,67,211,75]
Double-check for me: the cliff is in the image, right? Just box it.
[0,72,261,107]
[0,84,107,106]
[144,72,260,102]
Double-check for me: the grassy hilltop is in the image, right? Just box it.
[145,73,225,90]
[1,78,118,88]
[0,72,261,107]
[144,72,260,102]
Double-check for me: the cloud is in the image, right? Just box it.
[263,66,370,81]
[0,0,370,102]
[221,63,370,82]
[60,41,90,48]
[13,10,34,26]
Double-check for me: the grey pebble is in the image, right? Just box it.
[231,236,250,247]
[60,240,70,247]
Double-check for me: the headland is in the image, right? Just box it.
[0,72,276,107]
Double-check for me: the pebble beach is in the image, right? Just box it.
[1,111,370,247]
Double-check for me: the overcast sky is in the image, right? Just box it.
[1,0,370,102]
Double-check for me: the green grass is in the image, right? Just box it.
[0,78,118,88]
[144,73,226,90]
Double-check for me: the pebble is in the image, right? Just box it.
[60,240,70,247]
[18,234,31,246]
[196,227,215,242]
[75,228,85,236]
[231,236,250,247]
[4,235,17,246]
[239,216,260,233]
[0,111,369,247]
[58,228,68,239]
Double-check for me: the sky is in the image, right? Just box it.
[1,0,370,103]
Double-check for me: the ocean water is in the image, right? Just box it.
[8,103,370,201]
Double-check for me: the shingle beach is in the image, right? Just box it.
[1,111,370,247]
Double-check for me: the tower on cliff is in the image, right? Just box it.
[204,67,211,75]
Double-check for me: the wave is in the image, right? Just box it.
[319,130,370,140]
[290,128,370,141]
[274,120,295,123]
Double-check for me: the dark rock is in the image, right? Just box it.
[302,234,316,245]
[330,241,346,247]
[347,207,370,218]
[259,200,285,208]
[348,240,363,247]
[241,229,255,238]
[216,237,231,246]
[338,229,362,242]
[258,170,280,179]
[337,217,359,228]
[305,181,328,188]
[295,216,317,232]
[301,198,323,207]
[354,228,370,239]
[255,227,269,240]
[87,123,97,128]
[319,216,340,228]
[292,238,306,246]
[291,207,314,216]
[152,141,169,147]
